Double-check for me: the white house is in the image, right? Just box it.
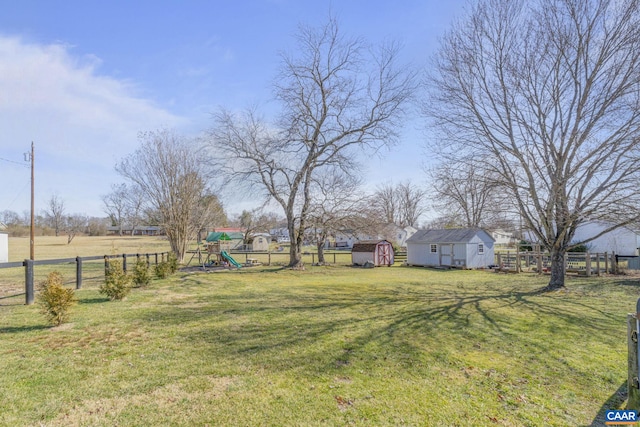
[0,231,8,263]
[406,228,495,269]
[571,222,640,256]
[491,229,517,246]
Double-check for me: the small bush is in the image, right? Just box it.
[100,259,132,300]
[168,252,179,274]
[155,260,171,279]
[39,271,76,326]
[132,258,151,287]
[155,252,179,279]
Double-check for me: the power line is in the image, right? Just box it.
[0,156,28,167]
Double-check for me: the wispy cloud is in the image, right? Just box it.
[0,35,187,216]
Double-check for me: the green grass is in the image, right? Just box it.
[0,265,635,425]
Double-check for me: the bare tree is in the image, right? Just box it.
[307,171,367,264]
[44,194,65,237]
[116,129,222,263]
[234,209,277,245]
[65,214,88,244]
[102,183,129,236]
[370,181,427,227]
[395,181,428,227]
[209,17,415,268]
[370,184,397,224]
[426,0,640,290]
[428,160,501,228]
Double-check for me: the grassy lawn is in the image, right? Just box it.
[0,264,636,426]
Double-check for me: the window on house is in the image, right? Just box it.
[478,243,484,254]
[430,244,437,253]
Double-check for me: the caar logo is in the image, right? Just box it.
[605,410,638,425]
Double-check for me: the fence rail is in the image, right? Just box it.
[0,252,169,305]
[494,251,618,275]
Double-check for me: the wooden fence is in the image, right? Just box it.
[495,251,618,275]
[0,252,169,305]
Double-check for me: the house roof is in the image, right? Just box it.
[406,228,495,244]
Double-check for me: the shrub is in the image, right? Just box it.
[155,260,171,279]
[39,271,76,326]
[168,252,179,274]
[132,258,151,287]
[100,259,132,300]
[155,252,179,279]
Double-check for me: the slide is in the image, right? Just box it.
[220,251,242,268]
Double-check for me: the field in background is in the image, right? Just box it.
[7,235,171,262]
[0,265,635,425]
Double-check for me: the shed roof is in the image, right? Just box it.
[352,240,392,252]
[406,228,495,244]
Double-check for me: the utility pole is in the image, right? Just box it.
[29,142,34,260]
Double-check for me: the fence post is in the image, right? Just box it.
[25,259,34,305]
[333,253,336,264]
[146,253,150,268]
[104,255,110,276]
[585,252,591,277]
[627,298,640,410]
[76,256,83,289]
[605,252,609,274]
[312,253,315,264]
[268,252,271,266]
[122,254,127,272]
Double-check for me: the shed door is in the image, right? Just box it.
[440,244,452,266]
[377,243,392,266]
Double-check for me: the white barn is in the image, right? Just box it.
[406,228,495,269]
[0,232,8,263]
[351,240,394,266]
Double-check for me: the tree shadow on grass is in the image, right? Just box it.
[0,293,25,306]
[0,324,49,334]
[138,279,618,374]
[589,382,627,426]
[78,297,111,304]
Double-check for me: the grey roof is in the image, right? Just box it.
[406,228,495,244]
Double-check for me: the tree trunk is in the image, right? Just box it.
[317,241,325,265]
[288,239,303,268]
[544,246,566,291]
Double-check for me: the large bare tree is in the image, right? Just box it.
[209,18,415,268]
[426,0,640,290]
[44,194,65,237]
[306,171,369,264]
[370,181,427,228]
[116,129,223,262]
[428,160,501,228]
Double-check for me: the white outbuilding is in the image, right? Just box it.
[406,228,495,269]
[0,232,8,263]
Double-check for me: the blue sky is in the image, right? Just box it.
[0,1,466,219]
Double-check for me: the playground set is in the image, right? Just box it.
[186,232,244,269]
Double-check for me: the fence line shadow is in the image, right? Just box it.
[589,382,627,426]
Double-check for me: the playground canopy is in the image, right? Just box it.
[206,232,232,242]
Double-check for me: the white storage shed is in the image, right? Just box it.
[351,240,394,267]
[406,228,495,269]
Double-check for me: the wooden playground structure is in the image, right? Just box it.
[187,240,244,269]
